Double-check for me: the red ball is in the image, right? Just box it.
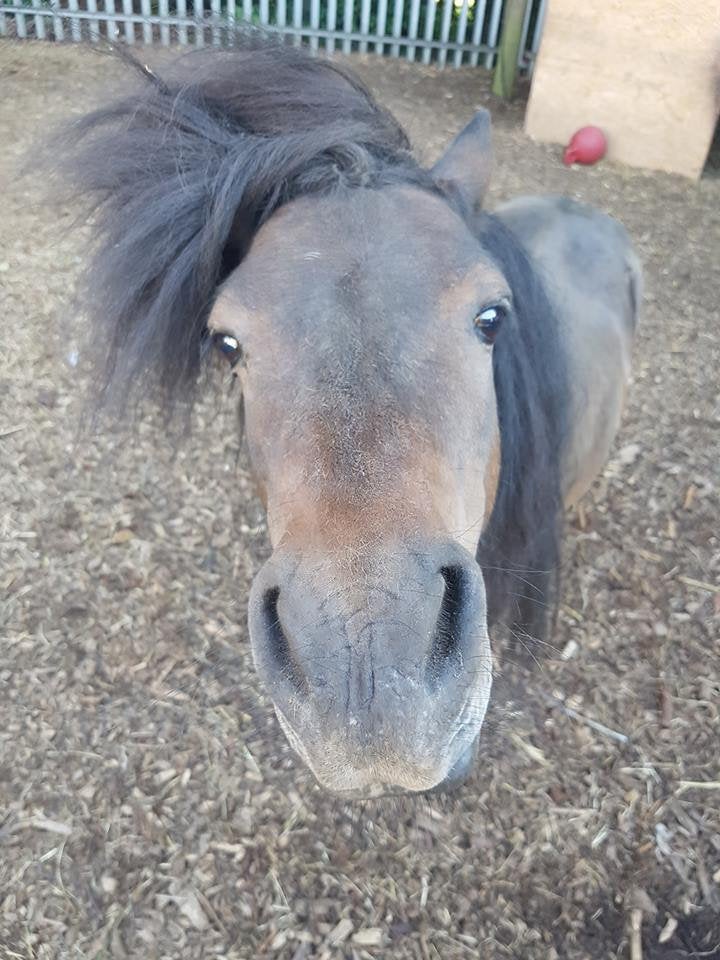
[563,126,607,166]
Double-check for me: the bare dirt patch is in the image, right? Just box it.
[1,40,718,960]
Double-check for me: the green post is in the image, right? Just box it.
[491,0,528,99]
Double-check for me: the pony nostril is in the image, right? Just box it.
[262,587,309,698]
[426,565,467,690]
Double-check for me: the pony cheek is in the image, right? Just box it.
[241,403,276,516]
[251,471,268,511]
[454,473,489,558]
[451,409,500,556]
[482,431,501,526]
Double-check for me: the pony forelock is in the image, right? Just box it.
[43,35,426,415]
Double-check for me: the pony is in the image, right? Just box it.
[47,36,640,797]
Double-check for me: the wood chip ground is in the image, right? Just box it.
[1,41,718,960]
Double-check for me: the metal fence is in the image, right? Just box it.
[0,0,546,68]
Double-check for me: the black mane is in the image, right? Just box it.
[46,37,568,637]
[47,36,431,410]
[474,214,568,638]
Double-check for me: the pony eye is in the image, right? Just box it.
[473,303,508,345]
[212,332,243,368]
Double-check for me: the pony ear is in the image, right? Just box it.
[431,109,493,214]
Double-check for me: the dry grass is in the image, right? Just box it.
[0,41,719,960]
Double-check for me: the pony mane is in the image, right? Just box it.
[46,36,428,413]
[473,213,569,640]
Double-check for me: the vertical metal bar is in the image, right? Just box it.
[484,0,503,68]
[211,0,221,44]
[31,0,46,40]
[67,0,81,40]
[310,0,319,50]
[52,0,65,41]
[374,0,388,54]
[105,0,117,41]
[292,0,302,47]
[436,0,452,68]
[194,0,205,45]
[176,0,187,43]
[276,0,286,29]
[517,0,532,65]
[342,0,353,53]
[123,0,135,44]
[15,8,28,37]
[227,0,236,37]
[36,1,48,40]
[358,0,370,53]
[453,0,469,67]
[259,0,269,25]
[390,0,404,58]
[468,0,487,67]
[86,0,99,41]
[421,0,436,65]
[158,0,170,47]
[159,0,170,45]
[0,7,6,37]
[140,0,152,43]
[530,0,547,60]
[406,0,421,60]
[325,0,336,53]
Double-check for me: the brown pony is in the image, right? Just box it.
[48,37,640,798]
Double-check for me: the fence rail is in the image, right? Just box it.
[0,0,547,69]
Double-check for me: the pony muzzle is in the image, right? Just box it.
[247,541,493,795]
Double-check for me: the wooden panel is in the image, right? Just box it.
[525,0,720,179]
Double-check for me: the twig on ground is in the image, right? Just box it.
[10,816,73,836]
[510,731,552,767]
[630,908,643,960]
[676,575,720,594]
[675,780,720,796]
[0,424,26,439]
[539,692,630,745]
